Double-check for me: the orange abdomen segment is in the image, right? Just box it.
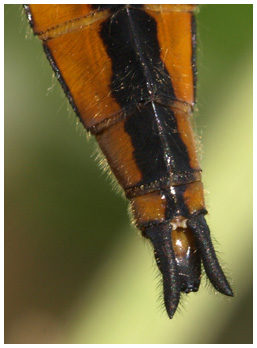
[145,7,196,105]
[29,5,110,34]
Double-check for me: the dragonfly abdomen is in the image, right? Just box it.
[24,4,233,319]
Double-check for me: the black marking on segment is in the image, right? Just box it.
[163,185,190,220]
[124,104,168,184]
[100,7,176,109]
[144,223,180,319]
[91,4,124,12]
[187,215,234,297]
[191,15,197,104]
[43,45,84,127]
[23,5,34,29]
[152,103,196,177]
[124,103,197,187]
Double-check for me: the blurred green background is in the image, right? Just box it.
[5,4,252,344]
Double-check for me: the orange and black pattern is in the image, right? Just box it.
[24,4,233,318]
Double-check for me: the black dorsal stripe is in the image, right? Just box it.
[100,7,195,187]
[100,6,176,108]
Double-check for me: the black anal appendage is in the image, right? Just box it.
[145,214,233,318]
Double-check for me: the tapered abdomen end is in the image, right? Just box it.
[144,222,202,318]
[143,215,233,319]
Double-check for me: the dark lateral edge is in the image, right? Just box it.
[43,44,84,127]
[23,4,34,29]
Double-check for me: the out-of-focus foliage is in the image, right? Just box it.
[5,4,252,344]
